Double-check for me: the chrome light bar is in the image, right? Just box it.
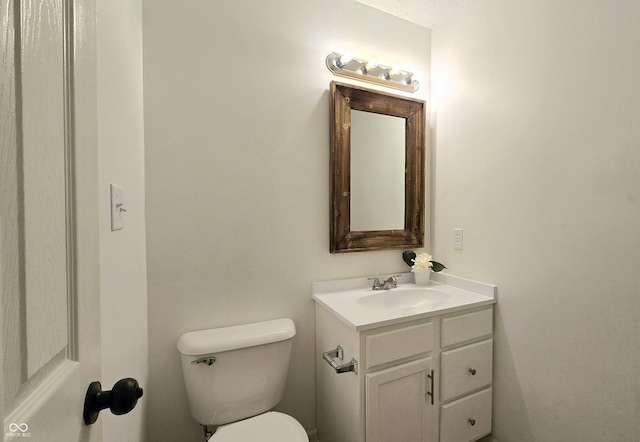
[326,51,419,93]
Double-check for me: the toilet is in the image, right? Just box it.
[177,318,308,441]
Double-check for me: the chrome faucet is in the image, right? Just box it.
[368,274,401,290]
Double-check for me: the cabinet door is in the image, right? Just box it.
[366,357,437,442]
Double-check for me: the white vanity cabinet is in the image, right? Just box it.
[316,304,494,442]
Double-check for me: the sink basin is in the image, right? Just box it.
[356,287,450,310]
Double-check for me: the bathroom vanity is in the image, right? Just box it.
[312,273,496,442]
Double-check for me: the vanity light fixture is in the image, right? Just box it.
[326,51,419,93]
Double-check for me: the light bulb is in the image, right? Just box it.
[385,65,402,79]
[406,70,421,84]
[364,58,377,72]
[338,51,352,67]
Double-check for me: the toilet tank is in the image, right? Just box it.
[177,318,296,426]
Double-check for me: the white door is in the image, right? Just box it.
[1,0,102,440]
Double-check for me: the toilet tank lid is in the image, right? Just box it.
[177,318,296,356]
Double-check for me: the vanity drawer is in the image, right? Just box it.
[366,322,433,369]
[441,339,493,401]
[441,308,492,348]
[440,387,492,442]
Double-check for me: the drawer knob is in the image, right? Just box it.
[469,368,477,375]
[468,418,476,426]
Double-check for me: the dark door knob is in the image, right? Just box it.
[83,378,143,425]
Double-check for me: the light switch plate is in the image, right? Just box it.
[110,184,125,231]
[454,228,463,250]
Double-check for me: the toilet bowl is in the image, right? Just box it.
[177,318,308,441]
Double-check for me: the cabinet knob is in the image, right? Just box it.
[468,418,476,426]
[468,368,477,375]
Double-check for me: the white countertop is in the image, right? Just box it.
[312,272,497,331]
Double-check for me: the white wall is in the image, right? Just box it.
[432,1,640,441]
[142,1,430,439]
[96,1,148,440]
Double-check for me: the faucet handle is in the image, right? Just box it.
[367,277,382,290]
[385,274,401,282]
[384,274,401,288]
[384,274,400,285]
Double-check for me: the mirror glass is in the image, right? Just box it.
[350,110,405,230]
[330,81,426,253]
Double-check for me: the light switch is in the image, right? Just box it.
[454,228,463,250]
[110,184,126,231]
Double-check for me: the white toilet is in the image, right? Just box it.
[177,318,308,441]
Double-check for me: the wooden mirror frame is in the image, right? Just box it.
[330,81,426,253]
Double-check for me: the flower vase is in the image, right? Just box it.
[413,269,431,286]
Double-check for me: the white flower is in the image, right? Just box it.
[411,252,433,271]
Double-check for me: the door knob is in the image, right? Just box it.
[83,378,143,425]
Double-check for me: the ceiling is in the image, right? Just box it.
[354,0,469,29]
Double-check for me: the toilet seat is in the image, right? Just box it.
[209,411,308,442]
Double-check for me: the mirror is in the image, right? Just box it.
[330,81,426,253]
[350,110,405,231]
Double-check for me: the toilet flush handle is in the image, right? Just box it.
[191,356,216,366]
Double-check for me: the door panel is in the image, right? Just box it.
[366,357,437,442]
[21,0,69,379]
[1,0,100,440]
